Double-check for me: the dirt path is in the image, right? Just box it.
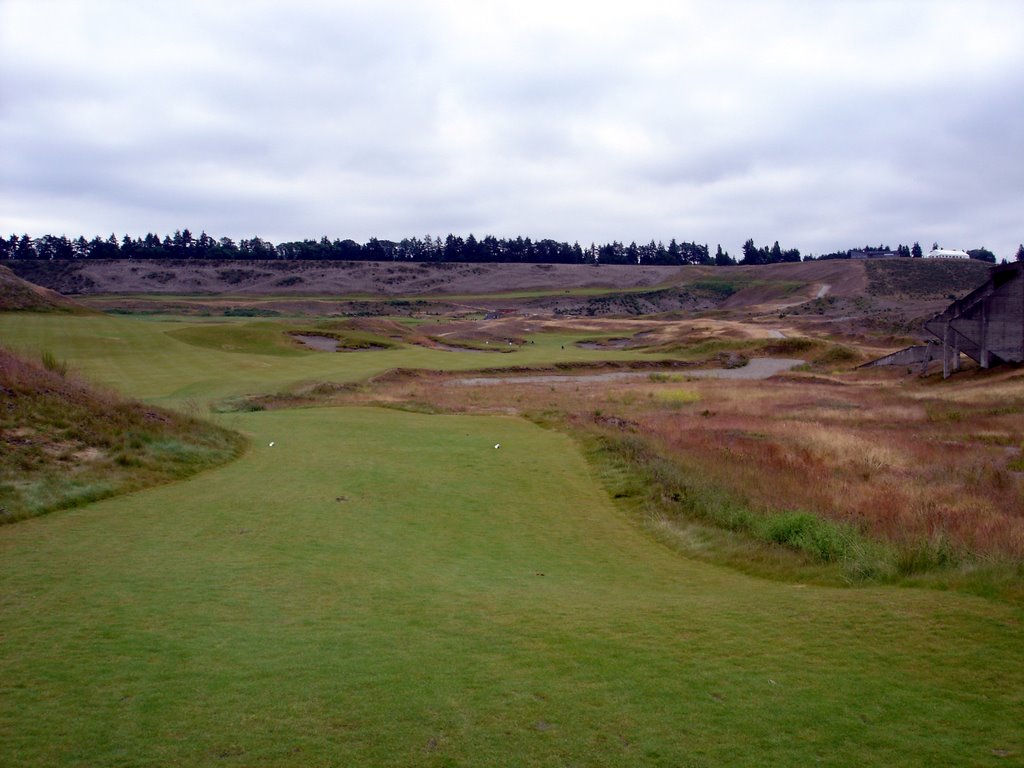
[451,358,804,386]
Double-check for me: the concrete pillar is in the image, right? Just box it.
[980,300,990,369]
[943,322,952,378]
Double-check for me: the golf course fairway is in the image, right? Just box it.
[2,406,1022,766]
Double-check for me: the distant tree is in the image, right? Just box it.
[714,244,734,266]
[463,233,480,262]
[73,236,89,259]
[741,238,760,265]
[119,234,140,259]
[35,234,73,260]
[911,242,923,258]
[443,234,464,262]
[16,234,35,259]
[87,234,119,259]
[667,238,681,265]
[219,237,239,256]
[967,247,996,263]
[932,241,939,250]
[1016,244,1024,262]
[598,240,629,264]
[196,231,216,258]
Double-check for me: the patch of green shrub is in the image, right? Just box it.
[40,350,67,377]
[759,511,859,562]
[895,535,959,575]
[654,389,701,407]
[764,337,816,354]
[817,344,861,365]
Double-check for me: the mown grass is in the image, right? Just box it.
[166,321,308,356]
[0,346,245,522]
[0,313,674,406]
[1,407,1022,766]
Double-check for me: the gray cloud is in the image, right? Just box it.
[2,0,1022,257]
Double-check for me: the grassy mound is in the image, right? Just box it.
[0,346,245,522]
[0,264,87,313]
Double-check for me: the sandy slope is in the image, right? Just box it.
[5,259,686,296]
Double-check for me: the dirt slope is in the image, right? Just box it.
[5,259,685,296]
[0,265,87,312]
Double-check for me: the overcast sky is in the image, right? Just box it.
[2,0,1022,258]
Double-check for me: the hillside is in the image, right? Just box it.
[0,264,87,312]
[2,258,997,336]
[3,259,684,297]
[0,346,245,522]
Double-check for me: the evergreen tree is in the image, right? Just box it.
[741,239,760,265]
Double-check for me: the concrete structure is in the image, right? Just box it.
[925,248,970,260]
[923,261,1024,377]
[860,343,941,373]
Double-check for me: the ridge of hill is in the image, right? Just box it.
[2,258,996,335]
[0,346,246,523]
[4,259,685,297]
[0,264,88,312]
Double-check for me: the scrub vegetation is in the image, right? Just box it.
[0,345,245,522]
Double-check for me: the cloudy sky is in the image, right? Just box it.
[2,0,1022,257]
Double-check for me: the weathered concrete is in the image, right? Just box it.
[860,343,941,372]
[924,262,1024,377]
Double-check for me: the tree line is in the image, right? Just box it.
[3,230,1015,265]
[0,230,726,266]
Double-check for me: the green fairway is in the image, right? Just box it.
[2,407,1022,766]
[0,313,663,406]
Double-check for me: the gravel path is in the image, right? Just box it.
[452,358,804,386]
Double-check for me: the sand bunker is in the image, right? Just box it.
[293,334,341,351]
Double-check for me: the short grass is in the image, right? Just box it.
[0,314,673,406]
[1,407,1022,766]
